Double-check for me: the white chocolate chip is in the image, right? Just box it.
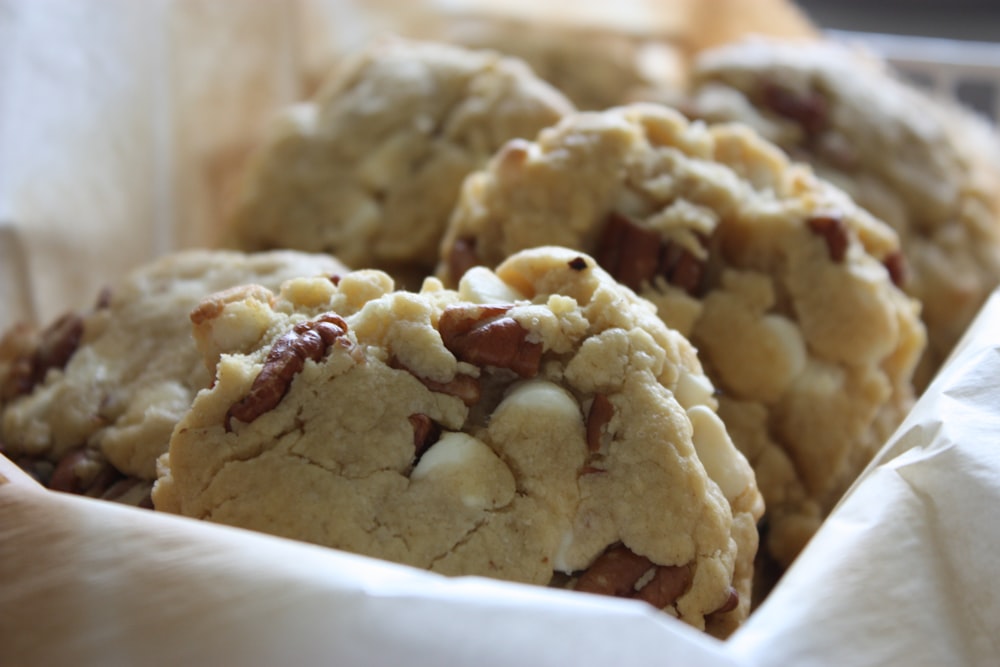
[687,405,753,503]
[458,266,526,304]
[410,432,515,511]
[499,379,583,425]
[674,370,717,410]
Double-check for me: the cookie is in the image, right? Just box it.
[421,16,687,111]
[153,246,762,637]
[222,37,574,287]
[685,38,1000,388]
[438,104,926,568]
[0,249,348,506]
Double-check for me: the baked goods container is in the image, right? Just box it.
[2,1,999,664]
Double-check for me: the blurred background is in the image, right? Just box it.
[796,0,1000,41]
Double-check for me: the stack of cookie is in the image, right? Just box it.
[3,12,999,639]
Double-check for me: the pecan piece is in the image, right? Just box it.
[597,212,661,291]
[632,564,693,609]
[48,447,121,497]
[7,313,86,399]
[586,394,614,453]
[883,250,907,289]
[447,237,480,284]
[408,413,441,460]
[807,214,849,263]
[576,544,694,610]
[226,313,350,430]
[597,213,706,296]
[439,305,542,378]
[390,357,481,406]
[575,544,654,598]
[709,586,740,615]
[759,81,828,136]
[34,313,84,381]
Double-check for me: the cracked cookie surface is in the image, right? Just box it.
[153,246,762,637]
[686,38,1000,388]
[223,37,573,287]
[438,104,926,569]
[0,249,348,503]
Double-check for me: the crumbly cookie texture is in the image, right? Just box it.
[686,38,1000,388]
[223,37,574,287]
[153,247,762,637]
[0,249,348,505]
[438,104,925,568]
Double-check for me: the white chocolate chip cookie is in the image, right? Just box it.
[418,16,687,111]
[686,38,1000,389]
[223,38,574,287]
[0,249,348,505]
[153,247,762,637]
[438,104,926,569]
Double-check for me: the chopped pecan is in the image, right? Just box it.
[35,313,84,380]
[575,544,655,598]
[226,313,351,430]
[390,357,481,406]
[883,250,907,289]
[447,237,480,284]
[659,240,705,297]
[709,586,740,615]
[48,447,121,497]
[597,212,662,291]
[575,544,693,610]
[408,413,441,460]
[597,213,706,296]
[632,564,693,609]
[586,394,614,453]
[758,81,828,137]
[807,214,849,263]
[2,314,86,400]
[439,305,542,378]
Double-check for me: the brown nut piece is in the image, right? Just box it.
[438,305,542,378]
[575,544,694,610]
[226,313,350,429]
[585,393,614,454]
[390,357,482,407]
[807,214,849,262]
[758,81,828,136]
[597,213,706,296]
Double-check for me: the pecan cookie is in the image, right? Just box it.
[153,247,763,637]
[222,37,573,287]
[438,104,926,569]
[0,249,347,506]
[685,38,1000,389]
[419,16,686,111]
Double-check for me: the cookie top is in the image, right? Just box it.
[222,38,574,286]
[686,38,1000,387]
[423,16,687,110]
[0,249,347,485]
[153,246,762,637]
[438,103,926,566]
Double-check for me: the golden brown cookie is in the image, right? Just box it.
[154,247,762,637]
[438,104,926,569]
[223,37,574,287]
[0,249,347,505]
[686,38,1000,389]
